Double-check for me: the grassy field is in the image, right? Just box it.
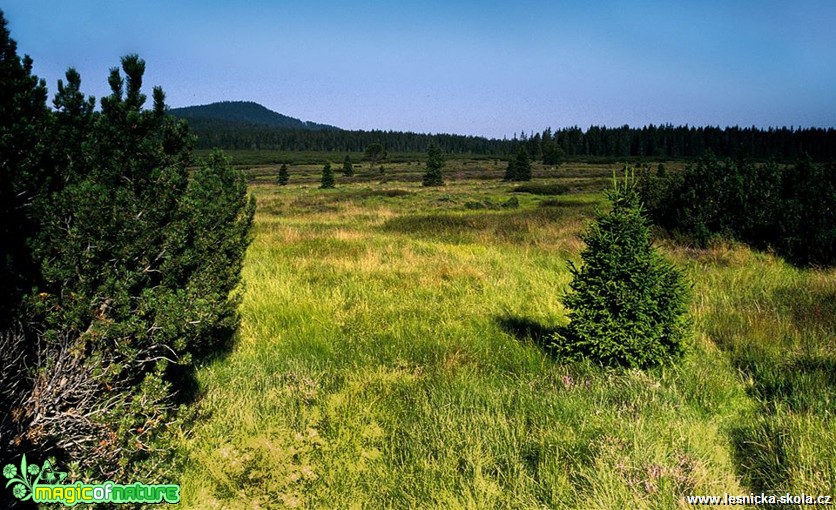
[173,160,834,508]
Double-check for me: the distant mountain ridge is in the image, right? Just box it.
[169,101,340,131]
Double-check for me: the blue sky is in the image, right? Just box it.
[4,0,835,138]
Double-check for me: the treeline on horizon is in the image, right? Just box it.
[186,121,836,161]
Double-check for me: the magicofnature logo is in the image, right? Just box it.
[4,454,180,506]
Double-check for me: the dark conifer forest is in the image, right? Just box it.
[174,103,836,162]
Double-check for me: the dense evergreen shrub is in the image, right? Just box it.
[0,12,255,483]
[553,174,690,368]
[640,151,835,266]
[511,183,569,196]
[0,12,50,331]
[774,157,836,266]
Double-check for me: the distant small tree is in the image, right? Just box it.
[504,158,517,181]
[656,162,667,178]
[342,155,354,177]
[320,161,334,189]
[364,143,386,169]
[422,142,444,186]
[514,146,532,181]
[552,172,690,368]
[277,163,289,185]
[505,147,532,181]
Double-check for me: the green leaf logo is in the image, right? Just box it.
[4,454,33,501]
[4,454,67,501]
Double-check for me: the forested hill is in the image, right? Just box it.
[169,101,340,131]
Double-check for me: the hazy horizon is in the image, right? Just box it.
[4,0,835,138]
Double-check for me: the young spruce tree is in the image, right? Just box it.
[504,146,532,181]
[552,172,690,368]
[422,142,444,186]
[342,155,354,177]
[320,161,335,189]
[277,163,289,185]
[514,146,532,181]
[504,157,517,181]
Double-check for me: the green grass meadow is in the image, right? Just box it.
[174,161,834,508]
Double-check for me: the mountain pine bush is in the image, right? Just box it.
[639,151,835,267]
[1,12,255,483]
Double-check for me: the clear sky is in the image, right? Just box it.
[3,0,835,138]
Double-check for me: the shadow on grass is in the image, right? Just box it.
[729,418,791,495]
[714,281,836,415]
[170,324,240,405]
[720,341,833,497]
[725,345,836,416]
[726,348,833,490]
[510,183,569,195]
[496,315,559,356]
[774,284,836,336]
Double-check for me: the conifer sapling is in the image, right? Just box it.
[552,172,690,368]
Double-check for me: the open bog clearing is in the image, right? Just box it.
[176,162,835,509]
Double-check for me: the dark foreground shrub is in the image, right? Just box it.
[640,151,836,267]
[0,18,254,486]
[552,173,690,368]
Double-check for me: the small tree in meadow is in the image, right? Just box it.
[364,143,386,169]
[514,146,532,181]
[342,155,354,177]
[504,157,517,181]
[422,142,444,186]
[320,161,334,189]
[504,146,532,181]
[552,172,690,368]
[277,163,289,185]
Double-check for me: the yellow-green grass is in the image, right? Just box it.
[174,170,834,508]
